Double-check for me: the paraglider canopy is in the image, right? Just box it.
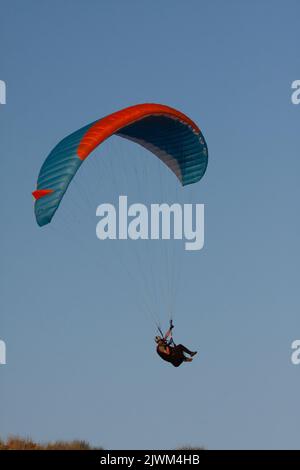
[32,103,208,227]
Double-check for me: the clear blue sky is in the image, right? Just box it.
[1,0,300,450]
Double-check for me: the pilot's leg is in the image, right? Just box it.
[175,344,194,355]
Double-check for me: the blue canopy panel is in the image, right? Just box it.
[34,122,95,227]
[116,115,208,186]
